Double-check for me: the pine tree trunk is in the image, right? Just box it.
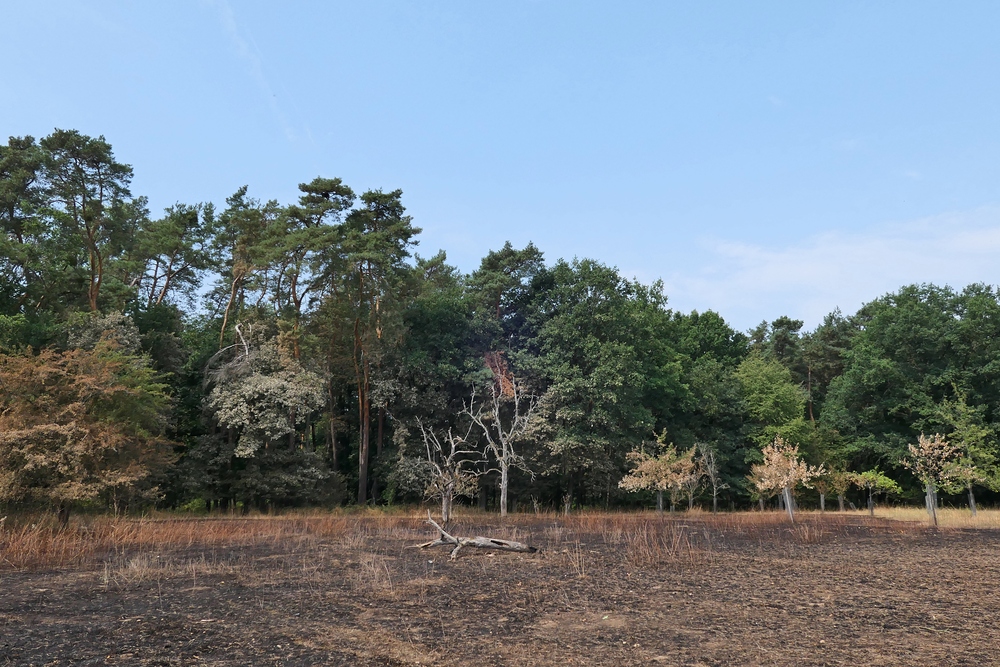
[357,393,370,504]
[377,408,385,457]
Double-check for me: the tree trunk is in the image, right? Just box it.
[57,503,70,529]
[837,494,845,512]
[688,494,694,510]
[478,465,488,510]
[376,408,384,457]
[563,492,572,516]
[417,513,538,560]
[782,486,795,522]
[758,498,765,511]
[867,489,874,517]
[925,481,938,526]
[441,485,453,524]
[499,462,509,518]
[357,393,370,504]
[656,490,664,514]
[968,484,977,517]
[712,489,718,514]
[819,492,826,513]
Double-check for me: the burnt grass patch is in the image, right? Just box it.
[2,511,999,666]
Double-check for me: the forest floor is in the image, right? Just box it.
[2,509,999,666]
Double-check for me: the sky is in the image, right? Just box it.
[4,1,1000,331]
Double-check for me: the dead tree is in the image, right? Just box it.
[416,511,538,560]
[698,443,729,513]
[416,418,481,524]
[465,373,537,519]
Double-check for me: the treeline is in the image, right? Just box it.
[1,129,998,517]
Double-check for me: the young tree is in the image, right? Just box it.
[936,389,998,517]
[749,437,825,522]
[619,438,696,513]
[698,443,729,513]
[848,469,902,516]
[682,457,704,510]
[465,361,537,518]
[902,433,960,526]
[827,469,852,512]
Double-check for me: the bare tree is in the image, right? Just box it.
[465,371,537,519]
[415,418,481,524]
[682,457,704,510]
[698,443,729,513]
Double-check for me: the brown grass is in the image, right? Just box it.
[0,506,947,572]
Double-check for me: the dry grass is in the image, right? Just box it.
[1,504,982,572]
[839,505,1000,528]
[0,509,424,570]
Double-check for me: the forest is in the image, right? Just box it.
[2,128,999,519]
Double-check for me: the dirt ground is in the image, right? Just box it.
[2,511,999,666]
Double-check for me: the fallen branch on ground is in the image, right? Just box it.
[415,511,538,560]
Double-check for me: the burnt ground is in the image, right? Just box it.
[1,512,999,666]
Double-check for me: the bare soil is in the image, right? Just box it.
[2,512,999,666]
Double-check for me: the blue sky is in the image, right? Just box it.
[4,1,1000,331]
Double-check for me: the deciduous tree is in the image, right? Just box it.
[749,437,824,522]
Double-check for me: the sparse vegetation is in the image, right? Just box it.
[3,509,1000,665]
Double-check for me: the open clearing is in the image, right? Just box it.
[2,510,999,666]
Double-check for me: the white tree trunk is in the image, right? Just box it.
[499,462,509,518]
[656,490,664,514]
[819,492,825,513]
[925,481,938,526]
[782,485,795,522]
[968,484,977,517]
[417,513,537,560]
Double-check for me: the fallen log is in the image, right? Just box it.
[415,511,538,560]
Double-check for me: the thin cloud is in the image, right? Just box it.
[663,207,1000,331]
[204,0,300,142]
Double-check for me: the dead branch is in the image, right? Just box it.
[415,511,538,560]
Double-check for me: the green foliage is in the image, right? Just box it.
[8,127,1000,514]
[849,468,902,496]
